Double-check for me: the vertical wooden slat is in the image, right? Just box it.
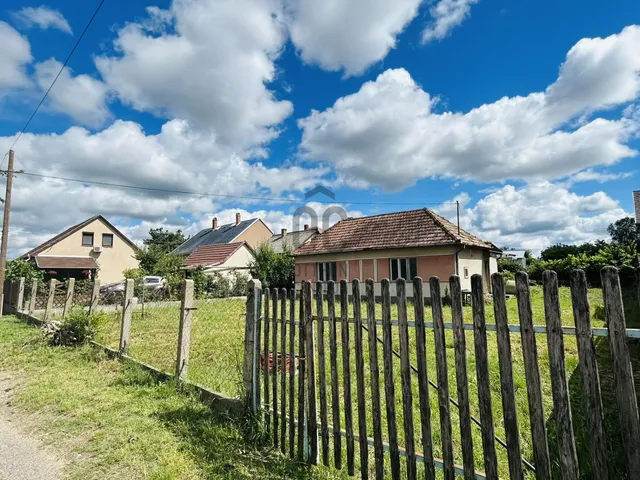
[304,281,318,465]
[430,277,455,480]
[176,279,194,381]
[327,281,342,469]
[471,274,498,480]
[89,279,100,315]
[366,279,384,479]
[280,288,287,455]
[601,266,640,476]
[515,272,551,480]
[449,275,474,480]
[243,279,261,412]
[352,279,369,479]
[44,278,56,321]
[272,289,279,448]
[263,288,271,435]
[316,282,330,466]
[492,273,524,480]
[569,269,608,479]
[254,288,263,411]
[397,278,416,480]
[341,280,355,475]
[119,279,134,352]
[289,288,296,458]
[543,270,579,479]
[16,277,25,313]
[413,277,436,480]
[28,279,37,316]
[381,279,401,479]
[297,285,306,462]
[62,278,75,319]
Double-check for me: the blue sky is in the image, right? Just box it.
[0,0,639,256]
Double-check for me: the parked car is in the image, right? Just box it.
[99,276,166,294]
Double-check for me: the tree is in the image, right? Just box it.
[137,228,186,273]
[248,243,295,289]
[5,259,43,285]
[607,217,637,246]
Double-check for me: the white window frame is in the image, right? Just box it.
[389,258,418,281]
[318,262,337,282]
[464,266,469,279]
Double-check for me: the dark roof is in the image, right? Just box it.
[270,228,319,253]
[183,242,247,268]
[293,208,497,256]
[35,256,99,270]
[21,215,138,259]
[172,219,259,255]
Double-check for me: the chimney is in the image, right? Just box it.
[634,191,640,225]
[281,228,287,238]
[304,224,309,230]
[235,212,241,226]
[212,217,218,229]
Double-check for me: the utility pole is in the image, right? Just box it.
[456,200,460,235]
[0,150,15,317]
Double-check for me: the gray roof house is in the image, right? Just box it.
[270,225,320,254]
[172,213,273,255]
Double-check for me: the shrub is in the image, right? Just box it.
[248,243,294,289]
[43,309,107,347]
[5,258,44,284]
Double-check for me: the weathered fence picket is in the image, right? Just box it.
[28,279,37,315]
[63,278,75,318]
[316,282,330,466]
[242,266,640,480]
[471,274,498,480]
[16,277,25,313]
[119,279,134,352]
[450,275,475,480]
[569,270,608,479]
[176,279,194,381]
[327,281,342,470]
[89,279,100,315]
[352,279,368,480]
[44,278,56,321]
[543,271,580,479]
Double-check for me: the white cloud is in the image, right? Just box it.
[34,59,110,127]
[11,6,72,34]
[0,22,32,91]
[437,183,629,250]
[283,0,424,76]
[95,0,292,152]
[563,169,634,186]
[422,0,478,44]
[298,26,640,190]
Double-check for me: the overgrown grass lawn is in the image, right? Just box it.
[0,317,343,479]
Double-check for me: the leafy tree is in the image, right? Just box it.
[248,243,295,289]
[5,259,44,285]
[136,228,186,273]
[607,217,637,246]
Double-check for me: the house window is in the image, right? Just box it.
[318,262,337,282]
[464,267,469,279]
[82,232,94,246]
[390,258,418,281]
[102,233,114,247]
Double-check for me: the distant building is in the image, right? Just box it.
[501,250,527,267]
[270,225,320,254]
[182,242,254,277]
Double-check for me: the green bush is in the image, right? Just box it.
[43,309,108,346]
[5,258,44,285]
[248,243,294,289]
[498,258,527,280]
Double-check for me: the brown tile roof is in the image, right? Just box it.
[35,256,99,270]
[21,215,138,259]
[293,208,497,256]
[183,242,247,268]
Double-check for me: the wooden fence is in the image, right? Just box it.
[243,267,640,479]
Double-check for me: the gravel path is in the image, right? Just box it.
[0,376,62,480]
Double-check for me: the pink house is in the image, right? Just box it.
[293,208,501,298]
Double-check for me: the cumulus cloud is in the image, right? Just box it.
[298,26,640,190]
[422,0,478,44]
[11,6,72,34]
[34,59,110,127]
[436,183,629,250]
[283,0,424,76]
[95,0,292,152]
[0,22,32,91]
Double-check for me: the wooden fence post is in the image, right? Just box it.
[272,289,279,448]
[352,279,368,479]
[176,279,194,381]
[304,281,318,465]
[288,288,296,458]
[279,288,287,455]
[327,281,342,469]
[16,277,25,313]
[264,288,271,434]
[89,280,100,314]
[601,266,640,476]
[62,278,75,319]
[119,279,134,352]
[543,271,580,479]
[243,279,261,411]
[28,279,37,316]
[366,279,384,479]
[316,282,329,466]
[340,280,355,475]
[43,279,56,321]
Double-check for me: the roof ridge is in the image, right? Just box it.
[422,208,460,243]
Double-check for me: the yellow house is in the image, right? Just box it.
[20,215,140,284]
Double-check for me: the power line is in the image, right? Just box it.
[1,0,107,169]
[4,170,457,207]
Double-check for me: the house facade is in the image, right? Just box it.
[173,213,272,255]
[293,208,500,298]
[21,215,139,284]
[183,242,254,277]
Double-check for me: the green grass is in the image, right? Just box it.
[92,286,640,479]
[0,317,346,479]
